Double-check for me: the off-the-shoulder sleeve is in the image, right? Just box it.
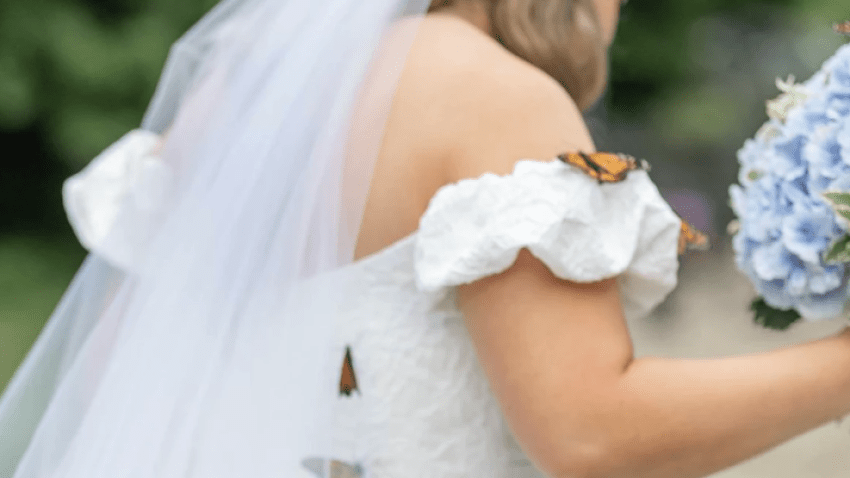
[63,129,172,271]
[413,159,682,321]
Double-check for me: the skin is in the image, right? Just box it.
[354,1,850,477]
[593,0,621,44]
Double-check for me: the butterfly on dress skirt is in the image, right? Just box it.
[302,458,363,478]
[557,151,710,255]
[339,345,359,396]
[301,349,363,477]
[834,21,850,35]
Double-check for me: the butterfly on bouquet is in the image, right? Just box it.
[557,151,710,256]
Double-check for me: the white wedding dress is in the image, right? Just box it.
[59,130,683,477]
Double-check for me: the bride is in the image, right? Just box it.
[3,0,850,477]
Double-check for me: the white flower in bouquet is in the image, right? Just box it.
[730,43,850,329]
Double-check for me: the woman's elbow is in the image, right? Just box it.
[538,440,614,478]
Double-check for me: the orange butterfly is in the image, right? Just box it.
[339,346,358,396]
[559,151,709,256]
[678,219,710,256]
[834,21,850,35]
[557,151,650,184]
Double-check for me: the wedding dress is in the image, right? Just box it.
[45,131,683,477]
[0,0,685,475]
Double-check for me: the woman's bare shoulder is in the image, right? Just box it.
[408,15,567,103]
[403,15,596,182]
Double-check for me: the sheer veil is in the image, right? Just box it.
[0,0,430,476]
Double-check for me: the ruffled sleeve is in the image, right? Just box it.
[413,159,682,321]
[63,129,173,271]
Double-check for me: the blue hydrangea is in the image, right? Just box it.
[731,44,850,321]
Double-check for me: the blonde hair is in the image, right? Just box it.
[429,0,607,110]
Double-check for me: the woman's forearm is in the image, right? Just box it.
[582,329,850,478]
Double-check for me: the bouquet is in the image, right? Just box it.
[730,30,850,330]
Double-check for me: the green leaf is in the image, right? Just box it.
[823,191,850,209]
[751,298,802,331]
[822,191,850,228]
[836,208,850,224]
[824,234,850,264]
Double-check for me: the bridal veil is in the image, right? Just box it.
[0,0,430,476]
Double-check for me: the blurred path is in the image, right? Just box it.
[630,245,850,477]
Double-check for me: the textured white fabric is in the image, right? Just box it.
[62,130,170,271]
[415,159,682,321]
[2,3,432,477]
[61,144,681,477]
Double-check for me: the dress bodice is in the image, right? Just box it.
[328,234,530,476]
[63,131,683,477]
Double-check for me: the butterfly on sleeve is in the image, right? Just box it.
[557,151,710,256]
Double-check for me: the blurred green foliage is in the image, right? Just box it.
[0,237,83,387]
[610,0,844,124]
[605,0,847,234]
[0,0,217,141]
[0,0,215,236]
[0,0,214,391]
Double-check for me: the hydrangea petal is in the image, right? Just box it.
[781,208,832,264]
[752,241,793,281]
[796,284,849,320]
[807,264,844,294]
[759,278,795,310]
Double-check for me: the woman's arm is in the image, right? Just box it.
[459,250,850,478]
[418,24,850,477]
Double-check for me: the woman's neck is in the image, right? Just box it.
[433,1,492,36]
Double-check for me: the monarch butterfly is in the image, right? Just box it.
[834,21,850,35]
[302,458,363,478]
[558,151,709,255]
[557,151,650,183]
[339,345,358,396]
[679,220,710,255]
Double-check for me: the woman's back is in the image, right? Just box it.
[354,14,595,261]
[326,16,669,473]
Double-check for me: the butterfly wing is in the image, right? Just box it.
[558,152,650,183]
[339,346,358,396]
[834,21,850,35]
[582,152,638,182]
[678,220,710,255]
[558,152,604,180]
[559,151,707,256]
